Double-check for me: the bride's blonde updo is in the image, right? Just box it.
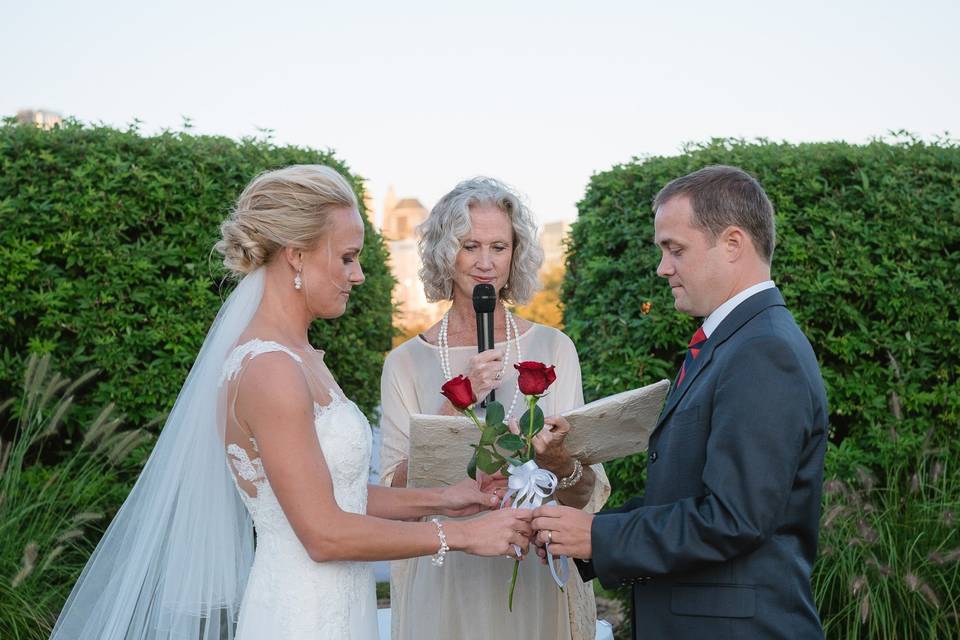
[216,164,358,276]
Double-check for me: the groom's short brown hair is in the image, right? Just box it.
[653,165,776,263]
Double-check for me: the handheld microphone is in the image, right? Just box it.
[472,284,497,405]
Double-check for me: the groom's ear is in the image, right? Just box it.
[721,226,748,262]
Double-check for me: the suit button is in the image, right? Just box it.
[649,451,658,463]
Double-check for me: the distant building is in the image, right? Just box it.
[16,109,62,129]
[382,190,428,241]
[381,189,445,331]
[539,220,570,273]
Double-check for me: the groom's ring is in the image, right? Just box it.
[546,530,553,544]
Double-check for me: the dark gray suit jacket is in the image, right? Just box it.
[579,288,827,639]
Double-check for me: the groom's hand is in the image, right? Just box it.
[531,505,593,560]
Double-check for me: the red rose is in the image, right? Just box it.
[514,361,557,396]
[441,375,476,410]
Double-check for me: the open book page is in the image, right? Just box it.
[406,379,671,488]
[561,378,671,466]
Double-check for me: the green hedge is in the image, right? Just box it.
[0,119,394,436]
[564,137,960,505]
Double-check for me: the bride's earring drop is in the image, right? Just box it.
[294,267,303,290]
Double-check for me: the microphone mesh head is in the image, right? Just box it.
[472,284,497,313]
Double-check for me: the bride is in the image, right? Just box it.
[51,165,534,640]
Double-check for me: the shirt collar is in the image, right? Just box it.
[701,280,776,338]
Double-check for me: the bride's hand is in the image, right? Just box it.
[439,476,502,517]
[478,470,508,497]
[446,509,534,557]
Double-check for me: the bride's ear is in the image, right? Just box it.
[282,246,302,271]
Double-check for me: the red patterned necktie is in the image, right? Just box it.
[677,326,708,386]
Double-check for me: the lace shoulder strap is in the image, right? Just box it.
[219,338,304,386]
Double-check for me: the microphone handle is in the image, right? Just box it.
[477,311,496,406]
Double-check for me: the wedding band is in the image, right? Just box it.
[495,371,502,380]
[547,530,553,544]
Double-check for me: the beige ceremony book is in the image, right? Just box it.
[406,379,671,488]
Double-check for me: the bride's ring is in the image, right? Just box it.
[495,371,502,380]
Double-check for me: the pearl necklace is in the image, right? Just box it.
[439,307,523,419]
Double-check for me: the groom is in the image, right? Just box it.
[533,166,828,638]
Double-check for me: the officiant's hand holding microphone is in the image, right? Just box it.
[451,348,505,411]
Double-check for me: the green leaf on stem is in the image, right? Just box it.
[518,404,544,438]
[480,425,499,446]
[484,401,505,427]
[467,450,477,480]
[496,433,525,452]
[476,447,503,475]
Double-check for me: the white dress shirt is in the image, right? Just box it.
[701,280,776,338]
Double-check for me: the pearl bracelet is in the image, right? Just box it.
[430,518,449,567]
[556,458,583,490]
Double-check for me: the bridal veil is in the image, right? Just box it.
[51,269,265,639]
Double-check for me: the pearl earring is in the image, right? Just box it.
[294,270,303,290]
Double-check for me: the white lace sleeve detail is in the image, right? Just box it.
[226,443,265,484]
[314,388,348,418]
[220,339,304,386]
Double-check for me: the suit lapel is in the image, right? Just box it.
[651,288,787,436]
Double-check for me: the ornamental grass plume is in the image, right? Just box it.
[813,450,960,638]
[860,593,870,625]
[1,353,149,639]
[850,574,867,596]
[10,542,38,588]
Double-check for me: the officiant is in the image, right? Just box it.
[379,177,610,640]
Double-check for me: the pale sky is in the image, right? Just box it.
[3,0,958,224]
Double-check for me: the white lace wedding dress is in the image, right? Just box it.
[221,339,378,639]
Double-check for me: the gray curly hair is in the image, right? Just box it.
[418,177,543,305]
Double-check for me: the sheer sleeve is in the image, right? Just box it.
[379,346,419,487]
[221,341,312,499]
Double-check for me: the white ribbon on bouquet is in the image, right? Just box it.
[500,459,570,588]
